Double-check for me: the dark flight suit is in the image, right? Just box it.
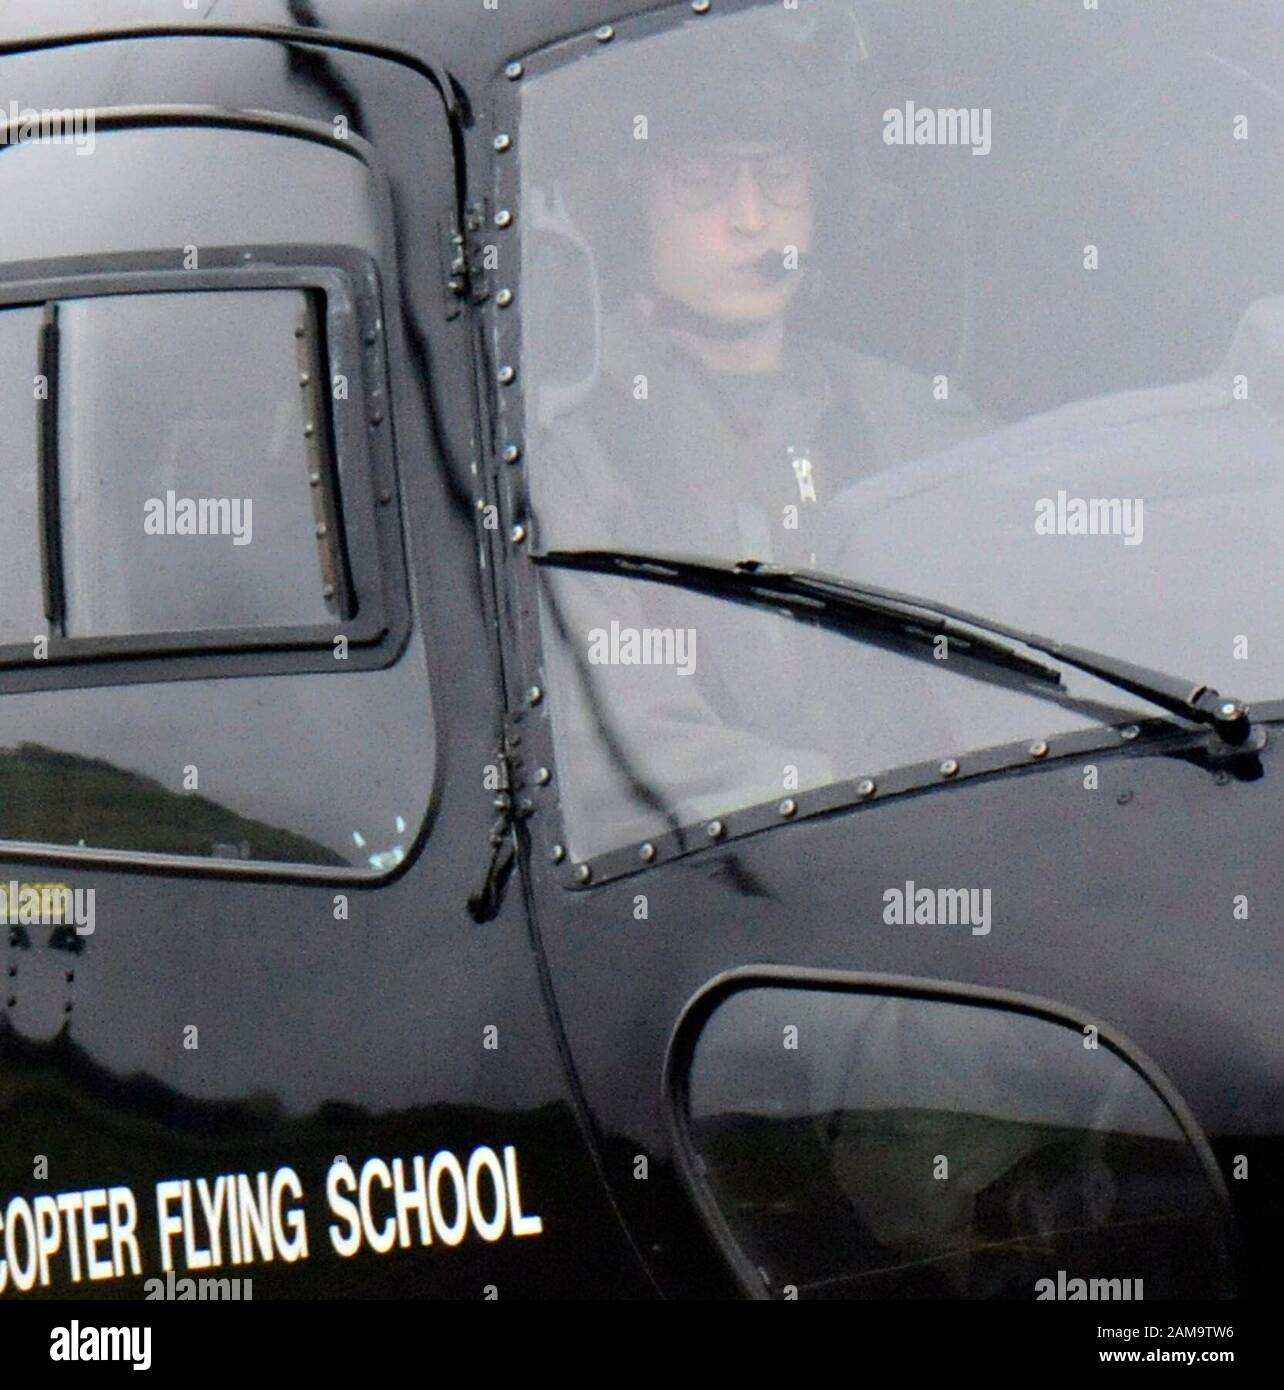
[530,305,989,859]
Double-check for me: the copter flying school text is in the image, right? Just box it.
[0,1145,542,1295]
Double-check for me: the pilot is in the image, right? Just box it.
[532,15,989,565]
[528,8,991,855]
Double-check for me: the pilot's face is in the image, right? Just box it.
[643,141,814,324]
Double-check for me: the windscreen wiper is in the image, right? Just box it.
[531,548,1260,748]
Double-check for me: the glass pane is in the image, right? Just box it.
[56,290,336,637]
[520,0,1284,855]
[0,125,382,265]
[0,631,433,874]
[0,305,46,646]
[538,568,1153,860]
[686,986,1232,1299]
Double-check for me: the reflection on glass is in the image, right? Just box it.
[0,742,342,867]
[686,987,1231,1298]
[0,634,433,874]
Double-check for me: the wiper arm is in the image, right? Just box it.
[532,548,1259,747]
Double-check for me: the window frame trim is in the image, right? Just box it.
[662,964,1239,1301]
[488,3,1284,889]
[0,243,410,689]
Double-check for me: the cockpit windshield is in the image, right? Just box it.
[517,0,1284,862]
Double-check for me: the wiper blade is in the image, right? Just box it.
[532,548,1258,746]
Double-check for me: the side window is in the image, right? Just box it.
[1,266,388,669]
[672,980,1235,1300]
[54,290,344,639]
[0,120,431,876]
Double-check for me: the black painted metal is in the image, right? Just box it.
[0,0,1276,1303]
[0,9,665,1300]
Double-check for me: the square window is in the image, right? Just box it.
[54,288,345,637]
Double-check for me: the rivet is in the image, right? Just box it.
[1120,725,1140,741]
[309,471,321,487]
[369,410,384,426]
[315,523,328,538]
[299,372,311,387]
[496,288,514,308]
[639,842,656,862]
[1028,740,1049,759]
[322,583,335,599]
[495,208,514,228]
[692,0,711,11]
[940,758,959,778]
[574,863,592,884]
[1117,789,1133,806]
[550,843,565,863]
[294,323,306,338]
[303,422,315,438]
[364,328,378,346]
[379,490,393,505]
[502,443,521,464]
[511,523,527,543]
[857,778,876,798]
[535,767,551,785]
[494,133,512,152]
[505,61,524,80]
[1215,771,1231,786]
[595,25,615,42]
[528,685,543,706]
[498,365,516,385]
[778,798,797,818]
[706,819,724,839]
